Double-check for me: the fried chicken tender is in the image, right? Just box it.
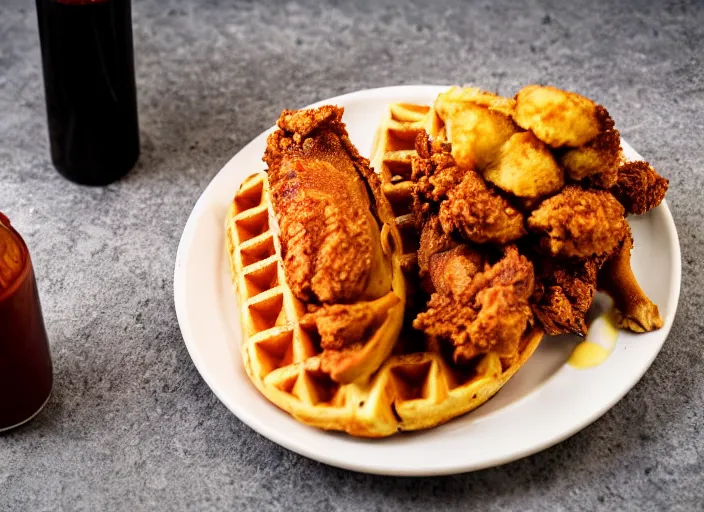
[531,258,601,336]
[598,231,663,332]
[610,161,669,215]
[508,85,614,148]
[527,185,627,258]
[483,131,564,199]
[413,246,534,365]
[411,133,526,244]
[441,171,527,245]
[560,129,622,187]
[434,87,519,171]
[264,106,391,304]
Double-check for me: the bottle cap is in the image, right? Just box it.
[0,213,27,298]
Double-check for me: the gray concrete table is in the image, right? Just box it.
[2,0,703,509]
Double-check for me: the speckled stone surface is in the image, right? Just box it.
[1,0,703,509]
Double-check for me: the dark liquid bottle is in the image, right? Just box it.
[36,0,139,186]
[0,213,53,431]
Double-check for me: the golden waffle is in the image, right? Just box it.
[227,171,542,437]
[369,103,442,296]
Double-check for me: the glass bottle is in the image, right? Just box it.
[0,213,53,431]
[36,0,140,186]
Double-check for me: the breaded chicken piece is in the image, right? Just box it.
[426,245,485,297]
[598,230,663,332]
[560,129,622,187]
[610,161,669,215]
[531,257,601,336]
[414,246,534,365]
[528,185,627,258]
[300,293,401,350]
[412,133,526,244]
[434,87,519,171]
[417,216,485,296]
[411,135,465,224]
[508,85,614,148]
[264,106,391,303]
[483,131,564,199]
[300,302,377,350]
[417,216,459,277]
[440,170,527,245]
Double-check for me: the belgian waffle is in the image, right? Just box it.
[227,172,541,437]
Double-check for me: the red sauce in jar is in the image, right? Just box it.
[0,214,53,431]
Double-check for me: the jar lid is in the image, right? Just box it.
[0,213,27,297]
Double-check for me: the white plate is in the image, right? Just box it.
[174,85,681,476]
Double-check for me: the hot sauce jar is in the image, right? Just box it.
[0,213,53,431]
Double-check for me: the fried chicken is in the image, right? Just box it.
[412,132,526,245]
[560,129,622,188]
[416,215,459,285]
[264,106,391,304]
[531,257,601,336]
[598,230,663,332]
[408,85,669,366]
[434,87,519,171]
[413,245,534,365]
[610,161,669,215]
[483,131,564,200]
[411,134,465,224]
[506,85,614,148]
[527,185,627,259]
[300,292,401,350]
[417,216,485,297]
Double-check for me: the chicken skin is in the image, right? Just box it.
[527,185,627,259]
[264,106,391,304]
[407,84,669,359]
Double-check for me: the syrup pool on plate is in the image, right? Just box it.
[568,308,619,369]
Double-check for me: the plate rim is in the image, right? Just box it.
[174,85,682,476]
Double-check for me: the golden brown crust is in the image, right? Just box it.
[531,257,601,336]
[301,302,378,351]
[411,134,526,245]
[483,131,564,199]
[561,129,621,186]
[434,87,519,171]
[512,85,614,148]
[264,106,388,304]
[416,216,459,279]
[610,161,669,215]
[527,185,627,259]
[440,171,526,245]
[413,246,534,365]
